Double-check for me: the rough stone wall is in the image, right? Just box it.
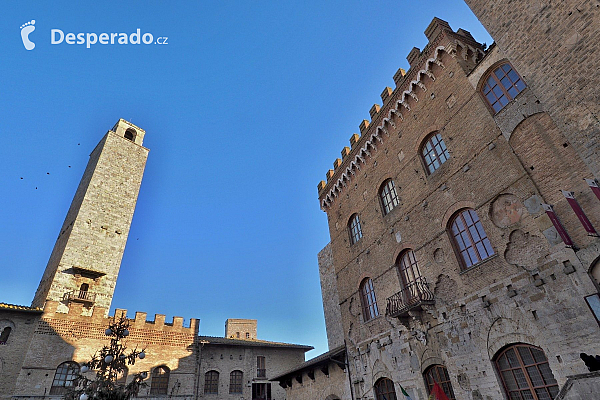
[318,18,600,400]
[0,310,42,400]
[32,120,149,315]
[199,344,306,400]
[318,244,344,350]
[282,362,350,400]
[225,319,257,340]
[463,0,600,176]
[11,302,199,399]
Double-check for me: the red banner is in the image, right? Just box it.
[561,190,598,236]
[542,204,574,246]
[585,178,600,202]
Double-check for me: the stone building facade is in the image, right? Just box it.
[0,120,311,399]
[315,16,600,400]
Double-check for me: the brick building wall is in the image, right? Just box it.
[317,17,600,400]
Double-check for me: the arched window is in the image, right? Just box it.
[360,278,379,322]
[78,283,89,299]
[449,209,494,269]
[380,179,400,215]
[116,366,128,384]
[482,62,526,113]
[348,214,363,245]
[0,327,11,344]
[49,361,80,395]
[495,344,559,400]
[205,370,219,394]
[124,128,136,142]
[374,378,397,400]
[398,250,423,302]
[230,370,243,394]
[424,365,456,400]
[421,132,450,174]
[150,366,170,395]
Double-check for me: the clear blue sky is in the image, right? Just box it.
[0,1,492,358]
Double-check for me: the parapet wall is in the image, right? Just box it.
[39,301,199,346]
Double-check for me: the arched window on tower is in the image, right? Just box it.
[0,326,11,344]
[124,128,136,142]
[78,283,89,300]
[150,366,170,395]
[360,278,379,322]
[379,179,400,215]
[421,132,450,174]
[481,62,526,113]
[424,365,456,400]
[50,361,80,395]
[348,214,363,245]
[374,378,397,400]
[449,209,494,270]
[495,344,559,400]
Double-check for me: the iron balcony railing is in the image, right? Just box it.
[64,290,96,303]
[386,277,434,318]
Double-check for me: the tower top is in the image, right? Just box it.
[111,119,146,146]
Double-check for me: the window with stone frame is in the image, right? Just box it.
[424,364,456,400]
[49,361,80,395]
[481,62,526,113]
[360,278,379,322]
[495,344,559,400]
[374,377,397,400]
[204,370,219,394]
[348,214,363,245]
[421,132,450,174]
[379,179,400,215]
[449,209,494,269]
[150,366,170,395]
[230,370,243,394]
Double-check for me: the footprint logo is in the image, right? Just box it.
[20,20,36,50]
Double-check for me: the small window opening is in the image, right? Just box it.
[124,129,136,142]
[0,327,12,344]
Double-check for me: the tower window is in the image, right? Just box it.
[424,365,456,400]
[482,62,526,113]
[50,362,80,395]
[150,366,170,395]
[380,179,400,215]
[449,209,494,269]
[124,128,136,142]
[0,327,12,344]
[421,132,450,174]
[374,378,397,400]
[348,214,363,245]
[360,278,379,322]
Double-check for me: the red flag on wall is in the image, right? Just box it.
[431,382,450,400]
[585,178,600,202]
[542,204,574,246]
[561,190,598,236]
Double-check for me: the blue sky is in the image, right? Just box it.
[0,1,492,358]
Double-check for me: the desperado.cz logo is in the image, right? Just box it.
[20,20,168,50]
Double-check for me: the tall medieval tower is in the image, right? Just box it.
[31,119,149,315]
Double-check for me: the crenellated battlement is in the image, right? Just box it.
[317,18,486,210]
[39,301,200,342]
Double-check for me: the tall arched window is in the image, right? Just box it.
[380,179,400,215]
[49,361,80,395]
[348,214,363,245]
[481,62,526,113]
[150,366,170,395]
[360,278,379,322]
[230,370,243,394]
[495,344,559,400]
[205,370,219,394]
[421,132,450,174]
[0,327,12,344]
[424,365,456,400]
[374,378,397,400]
[398,250,423,302]
[449,209,494,269]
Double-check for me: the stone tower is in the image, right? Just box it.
[31,119,149,315]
